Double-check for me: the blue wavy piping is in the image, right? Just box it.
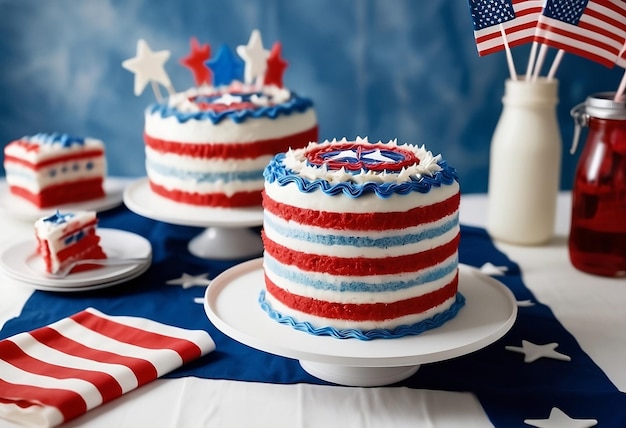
[146,92,314,125]
[26,132,85,147]
[263,152,459,198]
[258,290,465,340]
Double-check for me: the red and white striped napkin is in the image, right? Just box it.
[0,308,215,427]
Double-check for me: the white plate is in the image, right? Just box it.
[0,228,152,288]
[0,177,127,221]
[123,177,263,228]
[204,259,517,386]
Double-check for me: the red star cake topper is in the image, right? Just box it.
[264,42,288,88]
[180,37,212,86]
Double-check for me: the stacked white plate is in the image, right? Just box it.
[0,229,152,292]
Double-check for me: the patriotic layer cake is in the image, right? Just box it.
[3,133,106,208]
[35,210,106,275]
[144,82,318,208]
[260,138,464,340]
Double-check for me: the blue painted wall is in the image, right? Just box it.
[0,0,621,193]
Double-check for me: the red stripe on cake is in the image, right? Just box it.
[149,181,262,207]
[263,232,460,275]
[144,125,318,160]
[4,150,104,170]
[56,233,105,265]
[263,192,460,231]
[265,271,459,321]
[9,179,105,208]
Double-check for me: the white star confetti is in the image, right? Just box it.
[236,29,269,84]
[524,407,597,428]
[122,39,174,98]
[166,273,212,289]
[517,299,535,307]
[194,297,204,304]
[505,340,571,363]
[480,262,508,276]
[214,93,243,105]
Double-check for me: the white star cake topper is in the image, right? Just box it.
[236,29,269,84]
[122,39,175,97]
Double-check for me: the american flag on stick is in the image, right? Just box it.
[534,0,626,68]
[469,0,544,56]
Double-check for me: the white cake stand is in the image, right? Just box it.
[123,178,263,260]
[204,260,518,387]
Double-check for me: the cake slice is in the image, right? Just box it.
[35,210,106,275]
[3,132,106,208]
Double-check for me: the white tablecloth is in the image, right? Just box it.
[0,188,624,428]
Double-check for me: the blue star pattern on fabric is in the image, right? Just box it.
[468,0,516,31]
[206,44,244,87]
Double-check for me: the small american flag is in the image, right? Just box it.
[469,0,544,56]
[0,308,215,427]
[534,0,626,67]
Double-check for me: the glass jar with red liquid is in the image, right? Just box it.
[569,93,626,277]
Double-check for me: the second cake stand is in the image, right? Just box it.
[123,178,263,260]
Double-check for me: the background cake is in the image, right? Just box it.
[3,133,106,208]
[260,137,463,340]
[124,31,318,208]
[144,82,317,207]
[35,210,106,275]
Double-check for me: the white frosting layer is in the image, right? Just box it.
[4,138,104,163]
[146,167,264,196]
[145,147,272,172]
[264,178,459,213]
[145,108,317,144]
[264,254,458,304]
[263,209,459,258]
[5,159,106,192]
[264,291,458,331]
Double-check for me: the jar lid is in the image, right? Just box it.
[584,92,626,119]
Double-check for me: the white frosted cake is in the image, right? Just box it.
[260,137,464,339]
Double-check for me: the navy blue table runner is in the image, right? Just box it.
[1,205,624,427]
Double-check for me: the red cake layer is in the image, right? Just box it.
[37,227,105,274]
[265,272,459,321]
[149,181,262,207]
[4,149,104,170]
[263,232,460,276]
[144,125,318,160]
[9,178,105,208]
[263,192,460,231]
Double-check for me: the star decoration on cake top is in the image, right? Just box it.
[206,44,245,87]
[236,29,269,85]
[42,210,75,225]
[524,407,597,428]
[180,37,212,86]
[122,39,175,99]
[264,42,288,88]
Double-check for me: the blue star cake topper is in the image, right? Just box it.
[205,44,245,87]
[42,210,75,225]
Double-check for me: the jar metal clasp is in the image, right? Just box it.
[570,102,589,155]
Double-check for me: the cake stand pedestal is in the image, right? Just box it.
[204,260,518,387]
[123,178,263,260]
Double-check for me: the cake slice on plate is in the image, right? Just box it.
[35,210,106,275]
